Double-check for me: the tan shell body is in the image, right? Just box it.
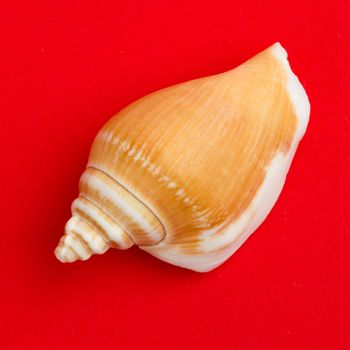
[55,43,310,272]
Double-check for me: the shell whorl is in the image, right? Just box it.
[55,167,165,262]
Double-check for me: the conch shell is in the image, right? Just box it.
[55,42,310,272]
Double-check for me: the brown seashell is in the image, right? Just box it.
[55,42,310,272]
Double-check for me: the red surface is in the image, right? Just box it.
[1,1,349,349]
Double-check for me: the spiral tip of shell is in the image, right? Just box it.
[54,216,110,263]
[54,235,87,263]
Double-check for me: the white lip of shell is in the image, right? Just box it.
[270,42,310,139]
[141,42,311,272]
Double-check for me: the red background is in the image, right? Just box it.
[1,1,349,349]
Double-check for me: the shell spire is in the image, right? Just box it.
[55,42,310,271]
[54,167,165,262]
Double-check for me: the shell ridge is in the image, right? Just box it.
[73,201,117,245]
[87,165,167,247]
[70,230,94,256]
[77,194,134,245]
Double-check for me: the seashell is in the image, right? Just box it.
[55,42,310,272]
